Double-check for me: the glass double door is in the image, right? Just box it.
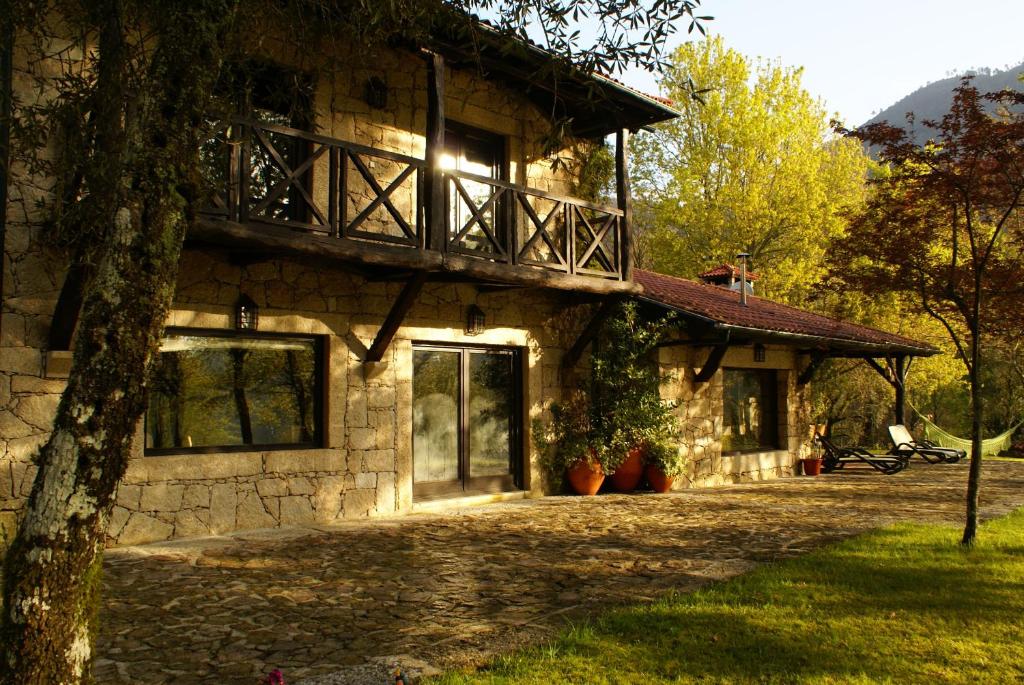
[412,345,521,499]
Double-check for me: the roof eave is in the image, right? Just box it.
[639,297,938,358]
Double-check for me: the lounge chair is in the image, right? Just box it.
[888,424,965,464]
[816,435,910,475]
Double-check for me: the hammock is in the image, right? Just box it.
[909,406,1023,457]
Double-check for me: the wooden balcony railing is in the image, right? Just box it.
[200,119,626,281]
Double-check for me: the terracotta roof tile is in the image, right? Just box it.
[635,270,936,354]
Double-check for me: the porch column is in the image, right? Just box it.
[425,51,446,252]
[615,128,633,281]
[894,354,907,425]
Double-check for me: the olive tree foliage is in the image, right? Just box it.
[0,1,712,682]
[631,35,870,305]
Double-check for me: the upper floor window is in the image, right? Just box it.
[145,330,323,454]
[202,61,315,224]
[722,368,779,454]
[443,122,507,257]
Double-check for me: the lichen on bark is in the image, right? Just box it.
[0,1,238,682]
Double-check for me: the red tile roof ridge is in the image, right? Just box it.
[635,269,935,353]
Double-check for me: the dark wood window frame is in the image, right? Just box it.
[721,367,781,455]
[412,342,524,501]
[144,327,327,457]
[444,120,511,255]
[219,59,317,226]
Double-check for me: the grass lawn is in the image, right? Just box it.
[429,508,1024,684]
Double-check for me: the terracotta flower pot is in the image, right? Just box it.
[609,446,646,492]
[800,458,823,476]
[645,464,674,493]
[567,460,605,496]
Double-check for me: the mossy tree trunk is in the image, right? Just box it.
[0,0,237,682]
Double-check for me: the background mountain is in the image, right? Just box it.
[863,62,1024,145]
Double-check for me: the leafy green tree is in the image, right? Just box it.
[0,1,712,681]
[632,36,870,304]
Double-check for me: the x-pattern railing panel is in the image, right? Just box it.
[203,118,424,247]
[573,205,620,277]
[199,120,624,280]
[447,174,508,259]
[515,192,568,271]
[248,126,330,229]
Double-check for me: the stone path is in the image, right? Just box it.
[95,461,1024,684]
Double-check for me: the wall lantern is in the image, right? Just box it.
[363,76,388,110]
[235,294,259,331]
[753,343,766,363]
[466,305,486,336]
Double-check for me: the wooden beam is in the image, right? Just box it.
[694,343,729,384]
[192,218,642,296]
[425,51,446,253]
[365,271,428,363]
[864,357,895,386]
[561,297,621,371]
[894,354,907,425]
[441,253,641,295]
[615,128,633,282]
[797,350,827,386]
[47,263,90,351]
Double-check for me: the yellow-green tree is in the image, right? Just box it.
[632,36,870,304]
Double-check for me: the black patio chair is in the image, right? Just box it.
[816,435,910,475]
[888,425,965,464]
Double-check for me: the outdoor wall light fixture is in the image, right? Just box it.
[235,294,259,331]
[753,343,766,362]
[466,305,486,336]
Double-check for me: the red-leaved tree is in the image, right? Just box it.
[834,80,1024,545]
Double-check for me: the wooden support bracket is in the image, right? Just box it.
[864,357,896,387]
[365,271,428,363]
[797,351,828,386]
[561,297,621,371]
[694,343,729,383]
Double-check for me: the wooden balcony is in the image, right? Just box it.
[192,119,638,295]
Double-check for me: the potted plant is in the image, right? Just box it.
[644,438,686,493]
[591,302,680,492]
[533,390,611,496]
[800,423,825,476]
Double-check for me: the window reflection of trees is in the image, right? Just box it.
[146,336,318,450]
[412,350,460,482]
[722,369,778,453]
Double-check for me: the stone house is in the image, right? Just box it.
[0,19,935,546]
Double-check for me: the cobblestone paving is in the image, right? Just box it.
[95,462,1024,684]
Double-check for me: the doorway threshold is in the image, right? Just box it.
[412,490,528,514]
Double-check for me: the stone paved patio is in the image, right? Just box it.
[95,462,1024,684]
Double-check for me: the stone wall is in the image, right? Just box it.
[0,27,594,545]
[0,245,587,546]
[659,343,813,488]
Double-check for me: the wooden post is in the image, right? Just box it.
[894,354,907,425]
[425,51,446,253]
[615,128,633,282]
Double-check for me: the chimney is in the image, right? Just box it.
[737,252,750,306]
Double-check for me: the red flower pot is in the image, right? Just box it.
[645,464,674,493]
[567,460,605,496]
[608,446,645,492]
[800,458,823,476]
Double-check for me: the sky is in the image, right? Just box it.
[620,0,1024,126]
